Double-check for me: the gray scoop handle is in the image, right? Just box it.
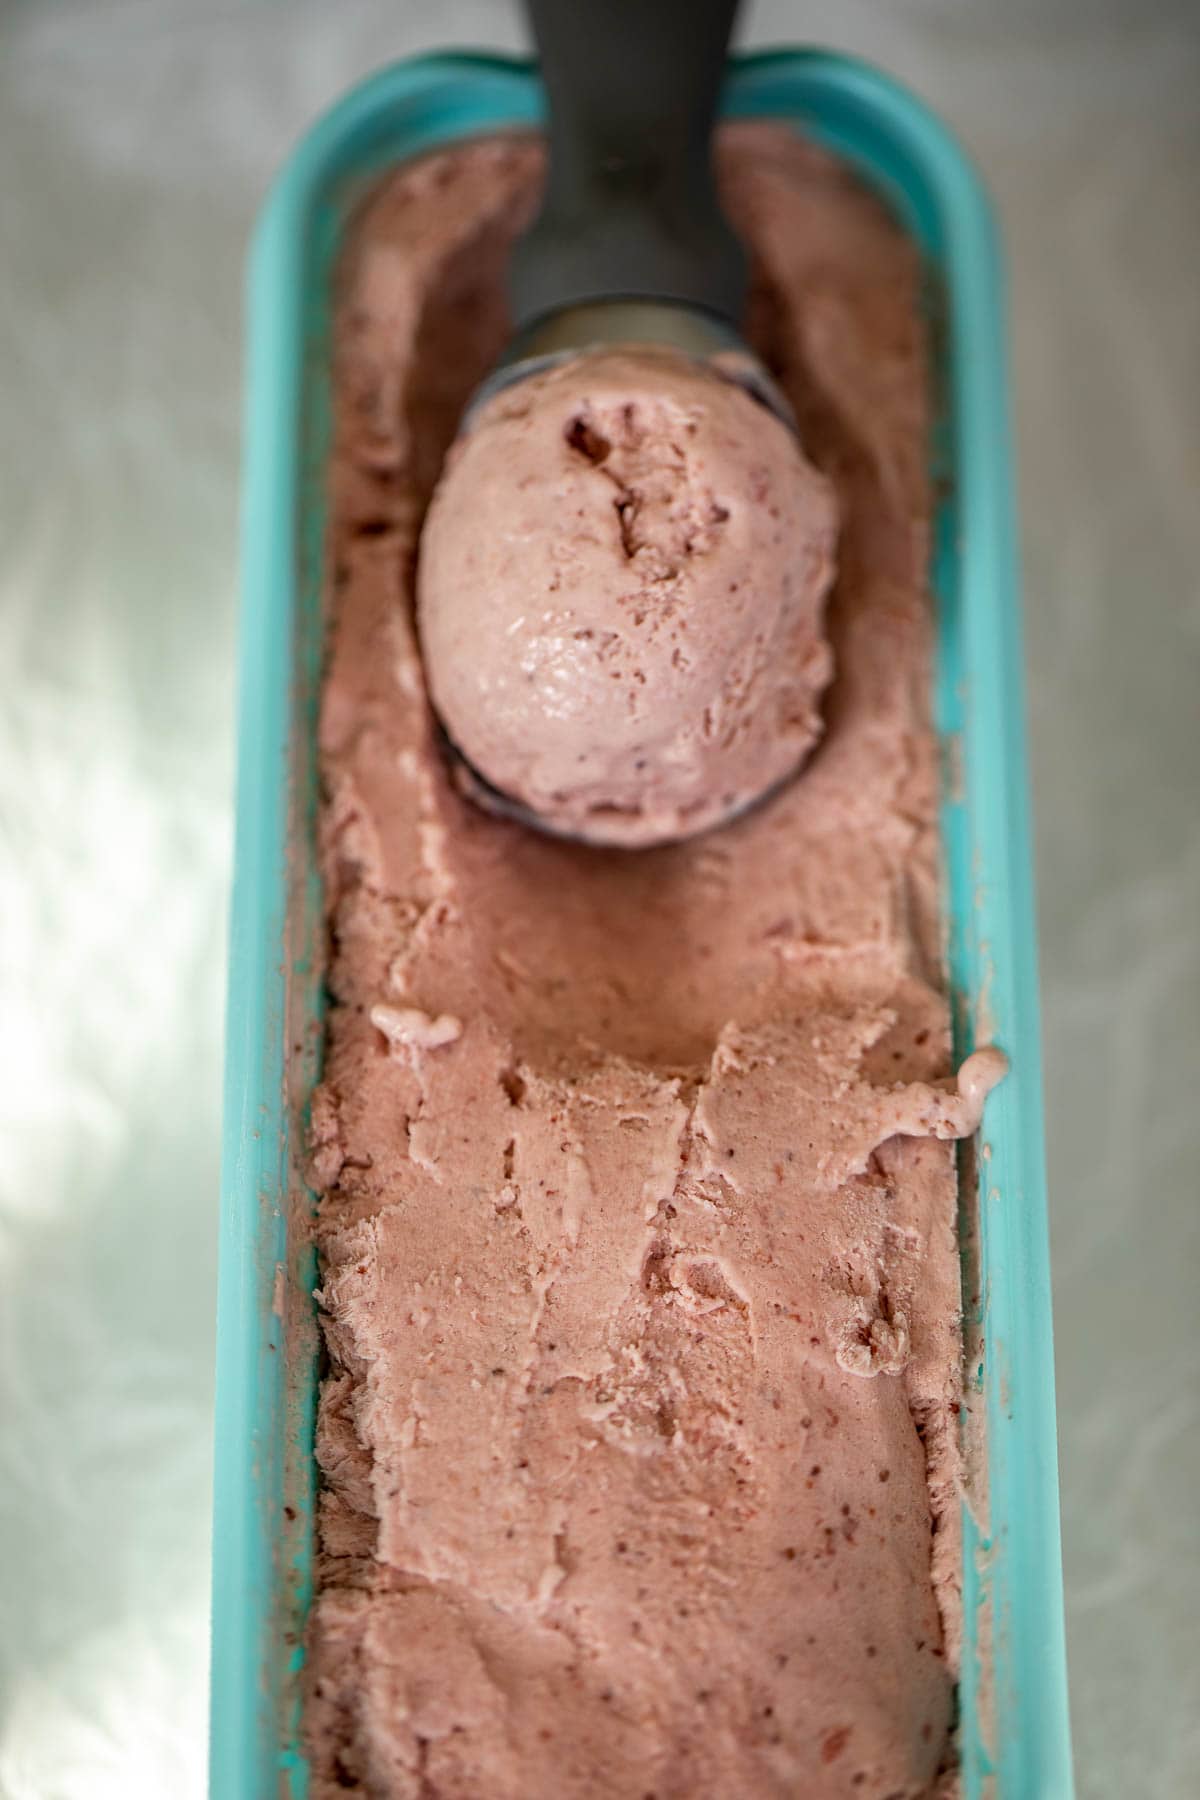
[510,0,747,333]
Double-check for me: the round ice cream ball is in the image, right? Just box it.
[417,346,838,847]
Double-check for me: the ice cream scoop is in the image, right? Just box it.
[487,0,787,429]
[418,0,838,845]
[419,346,837,846]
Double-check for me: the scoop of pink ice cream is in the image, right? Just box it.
[417,346,838,846]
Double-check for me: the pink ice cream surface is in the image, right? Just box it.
[306,125,1006,1799]
[418,345,836,845]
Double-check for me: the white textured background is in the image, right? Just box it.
[0,2,1196,1796]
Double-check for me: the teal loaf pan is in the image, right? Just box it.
[211,48,1073,1800]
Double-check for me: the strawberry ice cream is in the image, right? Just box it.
[418,345,836,845]
[305,125,1003,1799]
